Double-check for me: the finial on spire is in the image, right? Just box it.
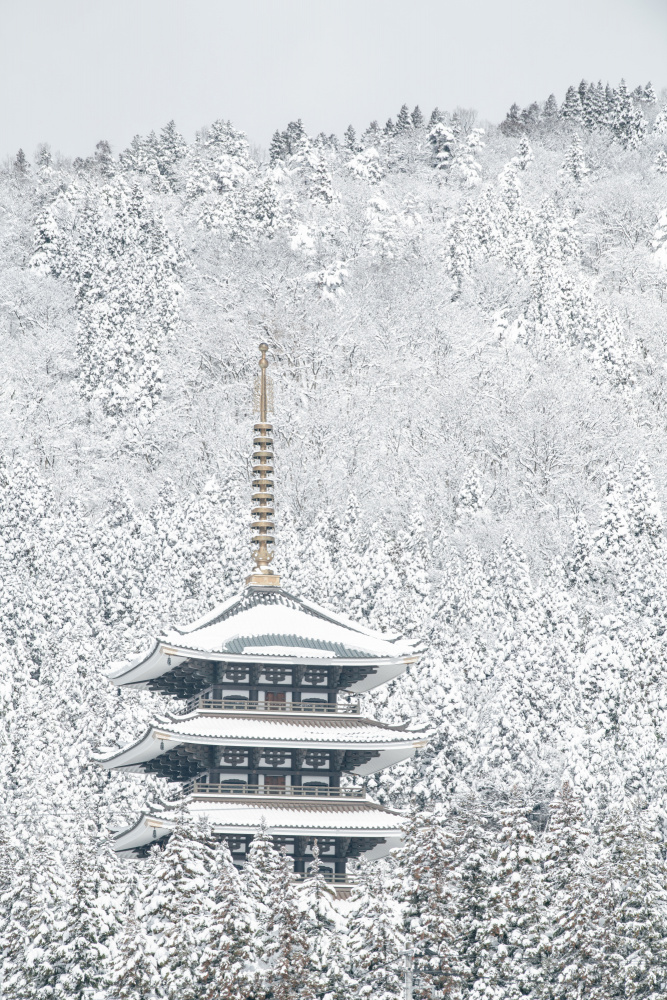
[246,343,280,588]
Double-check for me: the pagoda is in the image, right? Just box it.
[98,344,425,882]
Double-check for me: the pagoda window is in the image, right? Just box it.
[304,750,328,769]
[263,749,288,767]
[222,748,247,767]
[224,666,249,683]
[228,837,246,854]
[304,667,327,685]
[262,666,288,684]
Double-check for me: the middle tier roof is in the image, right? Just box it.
[96,711,429,775]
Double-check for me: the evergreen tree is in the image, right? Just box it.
[396,104,412,132]
[500,102,522,136]
[269,129,288,162]
[13,148,28,174]
[299,843,350,999]
[343,124,358,152]
[560,85,583,124]
[361,119,382,146]
[428,122,455,170]
[347,859,403,1000]
[560,135,589,183]
[428,107,445,128]
[520,101,541,133]
[542,93,559,123]
[644,81,657,104]
[55,840,123,999]
[2,840,69,1000]
[542,780,592,995]
[197,838,256,1000]
[479,793,548,996]
[514,134,533,170]
[94,139,114,177]
[384,117,396,136]
[411,105,425,128]
[612,79,647,148]
[656,148,667,174]
[144,814,216,1000]
[397,811,460,996]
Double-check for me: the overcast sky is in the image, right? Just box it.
[2,0,666,162]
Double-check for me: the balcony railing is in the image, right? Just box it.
[184,780,365,799]
[184,696,360,716]
[295,872,357,886]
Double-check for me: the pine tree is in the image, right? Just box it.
[397,811,460,996]
[13,148,28,174]
[384,117,396,136]
[560,135,589,183]
[479,793,548,996]
[612,79,647,148]
[656,149,667,174]
[55,840,123,999]
[197,838,256,1000]
[299,843,350,999]
[144,814,216,1000]
[515,134,533,170]
[627,454,663,543]
[579,808,667,997]
[541,780,592,995]
[2,840,69,1000]
[542,93,559,124]
[262,848,314,999]
[93,139,114,177]
[520,101,541,133]
[347,859,404,1000]
[428,122,455,170]
[396,104,412,132]
[644,81,657,104]
[269,129,288,162]
[500,102,522,136]
[361,119,382,146]
[560,85,583,124]
[411,105,425,128]
[343,124,358,152]
[428,107,445,128]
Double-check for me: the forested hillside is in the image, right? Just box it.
[2,79,667,997]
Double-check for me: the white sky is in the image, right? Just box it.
[1,0,666,161]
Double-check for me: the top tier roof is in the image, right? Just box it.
[109,587,422,692]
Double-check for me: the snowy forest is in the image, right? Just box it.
[2,76,667,997]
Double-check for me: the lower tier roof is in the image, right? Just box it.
[113,797,405,856]
[95,712,429,775]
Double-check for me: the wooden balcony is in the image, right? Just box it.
[183,780,365,799]
[184,696,360,716]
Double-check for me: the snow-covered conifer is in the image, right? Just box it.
[395,104,413,132]
[560,85,583,124]
[514,134,533,170]
[411,105,425,129]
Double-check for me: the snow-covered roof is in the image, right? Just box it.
[108,587,421,691]
[95,712,428,774]
[113,798,405,856]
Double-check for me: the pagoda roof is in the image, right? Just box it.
[113,797,405,856]
[108,587,421,692]
[95,711,429,775]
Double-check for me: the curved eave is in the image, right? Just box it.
[109,640,420,691]
[112,800,406,855]
[95,720,428,773]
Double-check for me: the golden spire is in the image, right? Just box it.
[246,343,280,587]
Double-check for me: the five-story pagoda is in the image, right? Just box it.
[98,344,425,881]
